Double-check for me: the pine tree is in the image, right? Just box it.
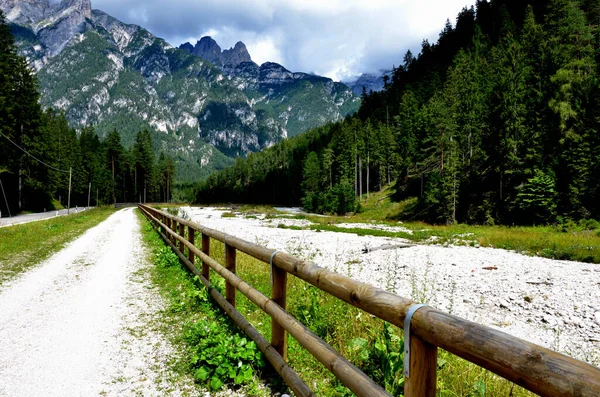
[105,129,123,204]
[546,0,596,217]
[486,32,530,221]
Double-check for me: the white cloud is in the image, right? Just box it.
[93,0,476,80]
[246,36,284,66]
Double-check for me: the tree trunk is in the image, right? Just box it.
[359,154,362,200]
[500,171,503,201]
[441,149,445,177]
[453,170,457,224]
[469,132,473,161]
[367,150,370,198]
[111,155,115,204]
[18,165,22,211]
[355,154,358,196]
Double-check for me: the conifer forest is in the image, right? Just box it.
[0,12,176,213]
[195,0,600,225]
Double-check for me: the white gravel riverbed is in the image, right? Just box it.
[0,208,198,397]
[181,206,600,366]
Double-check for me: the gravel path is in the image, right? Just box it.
[182,206,600,366]
[0,208,197,397]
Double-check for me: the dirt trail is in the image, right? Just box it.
[0,208,195,397]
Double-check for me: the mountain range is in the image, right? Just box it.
[1,0,360,181]
[345,70,393,96]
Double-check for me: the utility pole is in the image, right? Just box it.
[67,167,72,215]
[0,179,11,217]
[87,182,91,209]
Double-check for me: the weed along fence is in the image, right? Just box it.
[138,204,600,396]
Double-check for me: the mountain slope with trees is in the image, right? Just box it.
[0,0,359,182]
[0,10,176,215]
[195,0,600,225]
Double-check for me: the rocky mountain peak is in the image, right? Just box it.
[345,70,393,96]
[0,0,91,27]
[222,41,251,65]
[178,41,193,54]
[1,0,92,59]
[60,0,91,16]
[193,36,221,64]
[179,36,252,67]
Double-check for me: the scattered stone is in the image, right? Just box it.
[362,243,413,254]
[498,300,510,309]
[179,206,600,367]
[542,315,556,325]
[526,280,553,286]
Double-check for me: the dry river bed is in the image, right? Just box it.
[180,206,600,366]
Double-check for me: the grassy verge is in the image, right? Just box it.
[136,210,274,396]
[138,209,533,396]
[0,207,116,286]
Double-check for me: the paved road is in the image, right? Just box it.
[0,207,93,227]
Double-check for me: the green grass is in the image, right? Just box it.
[51,198,64,210]
[136,210,274,396]
[212,239,534,396]
[138,209,534,396]
[0,207,116,286]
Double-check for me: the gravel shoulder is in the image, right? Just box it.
[182,206,600,366]
[0,208,198,397]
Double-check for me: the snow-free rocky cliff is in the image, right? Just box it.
[1,0,360,181]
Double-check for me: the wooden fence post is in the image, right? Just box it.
[225,243,236,307]
[179,222,185,253]
[202,234,210,281]
[404,336,437,397]
[188,226,195,266]
[271,264,288,361]
[171,219,177,243]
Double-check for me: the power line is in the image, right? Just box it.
[0,130,70,173]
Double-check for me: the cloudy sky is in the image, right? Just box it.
[92,0,476,82]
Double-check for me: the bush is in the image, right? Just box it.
[580,218,600,231]
[320,181,357,214]
[301,181,357,215]
[515,170,557,224]
[186,319,264,390]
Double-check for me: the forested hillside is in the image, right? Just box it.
[0,12,175,214]
[1,0,359,182]
[195,0,600,225]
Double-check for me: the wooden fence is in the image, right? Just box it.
[138,204,600,396]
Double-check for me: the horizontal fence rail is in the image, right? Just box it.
[138,204,600,397]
